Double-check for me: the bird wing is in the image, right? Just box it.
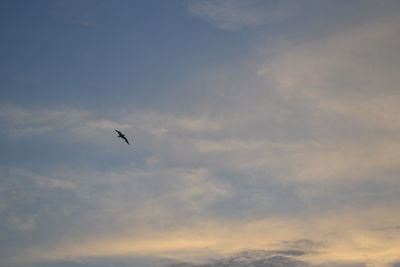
[122,136,130,145]
[115,129,122,135]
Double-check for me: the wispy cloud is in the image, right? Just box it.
[186,0,298,30]
[256,15,400,125]
[6,103,397,183]
[12,206,400,266]
[51,0,98,27]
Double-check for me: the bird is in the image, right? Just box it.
[115,129,130,145]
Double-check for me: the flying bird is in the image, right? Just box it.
[115,129,130,145]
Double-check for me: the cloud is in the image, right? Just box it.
[186,0,298,30]
[7,214,36,232]
[9,206,399,266]
[0,106,125,138]
[167,248,369,266]
[176,10,400,183]
[51,0,98,27]
[0,166,233,265]
[257,14,400,130]
[2,2,400,267]
[0,106,92,137]
[12,169,76,190]
[169,252,310,266]
[0,106,222,140]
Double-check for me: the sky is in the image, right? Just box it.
[1,0,400,266]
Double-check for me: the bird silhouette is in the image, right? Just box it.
[115,129,130,145]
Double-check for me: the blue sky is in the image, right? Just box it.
[0,0,253,109]
[1,1,400,266]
